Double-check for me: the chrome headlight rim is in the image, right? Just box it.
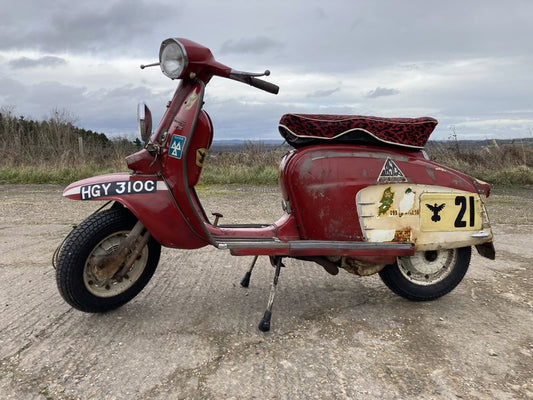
[159,38,188,79]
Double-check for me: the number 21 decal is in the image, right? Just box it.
[420,192,481,232]
[454,195,476,228]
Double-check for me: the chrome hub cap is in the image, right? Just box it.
[397,249,456,286]
[83,231,148,297]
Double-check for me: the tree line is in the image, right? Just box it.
[0,109,139,166]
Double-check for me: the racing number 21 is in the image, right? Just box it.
[454,195,475,228]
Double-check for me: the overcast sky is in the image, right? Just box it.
[1,0,532,142]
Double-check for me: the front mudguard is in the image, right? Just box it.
[63,173,208,249]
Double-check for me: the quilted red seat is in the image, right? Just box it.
[279,114,438,149]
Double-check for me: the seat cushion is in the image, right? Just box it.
[279,114,438,149]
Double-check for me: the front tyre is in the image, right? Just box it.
[56,208,161,312]
[378,247,471,301]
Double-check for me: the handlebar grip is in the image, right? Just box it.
[249,77,280,94]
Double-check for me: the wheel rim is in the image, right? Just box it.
[83,230,149,298]
[397,249,457,286]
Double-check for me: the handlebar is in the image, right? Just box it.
[248,77,280,94]
[228,70,279,95]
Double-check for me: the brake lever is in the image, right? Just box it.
[229,69,270,78]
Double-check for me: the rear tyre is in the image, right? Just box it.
[378,247,471,301]
[56,208,161,312]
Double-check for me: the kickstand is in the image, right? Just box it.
[240,255,258,288]
[258,257,284,332]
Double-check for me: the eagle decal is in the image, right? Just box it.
[426,203,445,222]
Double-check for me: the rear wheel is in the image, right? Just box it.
[56,208,161,312]
[378,247,471,301]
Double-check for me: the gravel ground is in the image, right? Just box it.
[0,184,531,399]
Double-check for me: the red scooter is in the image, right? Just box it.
[56,38,495,331]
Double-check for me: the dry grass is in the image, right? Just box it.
[426,140,533,186]
[0,109,136,183]
[201,142,285,185]
[1,109,531,186]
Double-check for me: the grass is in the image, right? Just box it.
[200,143,283,185]
[0,165,122,185]
[1,142,531,187]
[0,109,531,186]
[200,163,279,185]
[426,141,533,186]
[0,109,136,185]
[482,165,532,186]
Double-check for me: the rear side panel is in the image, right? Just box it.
[357,184,492,251]
[280,144,492,249]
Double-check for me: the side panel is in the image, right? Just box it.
[281,144,492,247]
[357,184,493,250]
[63,173,208,249]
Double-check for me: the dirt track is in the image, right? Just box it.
[0,184,532,399]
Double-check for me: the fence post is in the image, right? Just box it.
[78,135,84,158]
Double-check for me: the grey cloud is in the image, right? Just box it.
[29,82,88,109]
[0,78,28,107]
[0,79,87,120]
[307,88,340,98]
[104,85,153,99]
[313,7,327,19]
[1,0,532,141]
[9,56,67,69]
[365,87,400,99]
[0,70,168,135]
[0,0,177,55]
[81,85,168,136]
[220,37,282,55]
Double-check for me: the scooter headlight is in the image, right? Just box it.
[159,39,188,79]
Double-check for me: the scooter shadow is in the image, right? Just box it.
[85,252,424,335]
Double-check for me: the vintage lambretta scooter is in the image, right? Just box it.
[56,38,495,331]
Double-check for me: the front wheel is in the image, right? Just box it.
[378,247,471,301]
[56,208,161,312]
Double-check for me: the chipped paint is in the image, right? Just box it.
[425,167,436,181]
[393,228,412,243]
[367,229,395,242]
[357,184,493,250]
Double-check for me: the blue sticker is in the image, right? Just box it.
[168,134,186,159]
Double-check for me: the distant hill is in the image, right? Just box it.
[211,139,287,152]
[429,137,533,146]
[212,137,533,152]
